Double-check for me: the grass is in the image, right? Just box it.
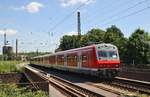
[0,61,22,73]
[0,62,48,97]
[0,84,48,97]
[121,91,149,97]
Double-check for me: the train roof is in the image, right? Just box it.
[33,43,117,59]
[33,44,95,58]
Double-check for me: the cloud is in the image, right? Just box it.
[66,31,78,35]
[13,2,44,13]
[0,29,18,36]
[60,0,95,7]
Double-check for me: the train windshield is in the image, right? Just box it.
[109,51,117,59]
[98,51,117,59]
[98,51,107,58]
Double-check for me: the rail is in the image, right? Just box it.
[24,65,105,97]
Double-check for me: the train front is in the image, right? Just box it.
[96,44,120,78]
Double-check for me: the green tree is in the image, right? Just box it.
[81,28,105,46]
[104,25,124,43]
[58,28,105,51]
[127,28,150,65]
[59,35,81,51]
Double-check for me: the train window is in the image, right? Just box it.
[64,56,67,62]
[74,56,77,60]
[74,56,77,62]
[98,51,107,58]
[67,56,70,61]
[67,55,77,62]
[77,55,81,62]
[70,56,74,62]
[40,58,42,62]
[57,55,64,63]
[109,51,117,59]
[82,55,87,62]
[61,56,64,62]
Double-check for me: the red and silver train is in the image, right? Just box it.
[30,43,120,78]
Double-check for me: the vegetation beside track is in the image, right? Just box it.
[0,61,22,73]
[122,92,149,97]
[0,84,48,97]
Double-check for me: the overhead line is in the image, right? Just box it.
[100,6,150,27]
[86,0,149,28]
[83,0,135,24]
[99,0,149,23]
[47,0,91,36]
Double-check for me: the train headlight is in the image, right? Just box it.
[115,64,119,67]
[99,64,104,68]
[103,64,106,68]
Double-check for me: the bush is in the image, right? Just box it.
[0,61,22,73]
[0,84,48,97]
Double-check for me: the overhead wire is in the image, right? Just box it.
[47,0,91,36]
[47,0,135,36]
[95,0,150,26]
[100,5,150,27]
[46,0,92,51]
[57,0,125,34]
[83,0,135,24]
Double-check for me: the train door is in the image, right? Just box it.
[64,54,67,68]
[81,51,89,68]
[81,49,93,68]
[77,51,82,69]
[88,50,93,68]
[55,55,57,65]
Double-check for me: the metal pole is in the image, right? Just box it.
[16,39,18,58]
[77,12,81,47]
[77,11,81,36]
[4,32,6,45]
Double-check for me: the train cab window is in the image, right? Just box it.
[109,51,117,59]
[98,51,107,58]
[98,51,117,59]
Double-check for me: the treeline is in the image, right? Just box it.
[56,25,150,65]
[0,52,51,61]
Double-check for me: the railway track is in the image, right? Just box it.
[85,82,123,95]
[84,77,150,96]
[112,77,150,94]
[24,65,105,97]
[27,64,150,96]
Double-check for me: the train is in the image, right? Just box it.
[30,43,120,79]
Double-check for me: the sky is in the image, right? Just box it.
[0,0,150,54]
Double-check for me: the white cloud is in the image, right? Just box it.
[14,2,44,13]
[66,31,78,35]
[0,29,18,36]
[60,0,95,7]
